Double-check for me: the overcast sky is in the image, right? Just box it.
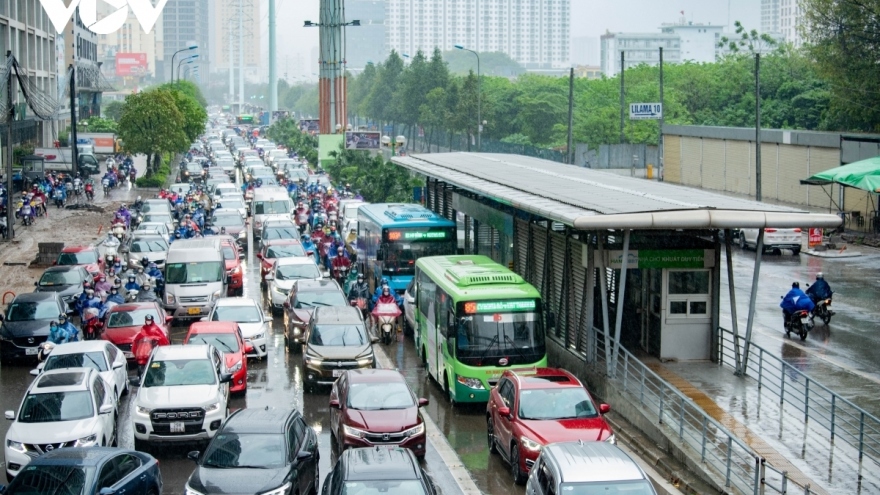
[266,0,761,78]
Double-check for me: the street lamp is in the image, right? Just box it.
[171,44,198,82]
[176,55,198,85]
[381,135,407,156]
[454,44,481,151]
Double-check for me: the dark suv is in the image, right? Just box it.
[0,292,67,361]
[283,279,348,351]
[302,306,375,391]
[185,407,319,495]
[322,447,437,495]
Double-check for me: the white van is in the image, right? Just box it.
[164,238,228,319]
[252,186,293,236]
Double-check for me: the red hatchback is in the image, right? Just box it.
[184,321,251,394]
[101,302,172,361]
[257,239,306,282]
[56,245,104,281]
[330,369,429,459]
[219,235,244,296]
[487,368,614,484]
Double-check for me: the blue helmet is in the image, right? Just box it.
[303,235,311,243]
[380,277,390,286]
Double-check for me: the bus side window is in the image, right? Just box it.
[438,290,449,337]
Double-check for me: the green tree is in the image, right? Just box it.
[365,51,405,124]
[166,88,208,143]
[718,21,778,54]
[103,101,124,121]
[117,90,187,176]
[80,116,117,133]
[158,80,208,108]
[442,50,525,77]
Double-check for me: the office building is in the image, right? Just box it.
[600,32,680,77]
[778,0,804,46]
[660,21,724,63]
[161,0,210,82]
[212,0,262,83]
[386,0,571,70]
[345,0,385,72]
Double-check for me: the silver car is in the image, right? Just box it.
[526,442,657,495]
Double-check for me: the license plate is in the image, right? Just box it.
[124,352,133,359]
[801,318,809,325]
[187,307,201,315]
[332,370,344,377]
[25,347,39,355]
[170,421,185,433]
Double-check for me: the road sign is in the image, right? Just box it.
[808,228,823,247]
[629,103,663,120]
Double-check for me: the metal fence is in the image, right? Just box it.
[718,327,880,492]
[590,327,819,494]
[574,143,659,169]
[406,129,567,163]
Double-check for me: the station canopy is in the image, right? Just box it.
[393,153,841,230]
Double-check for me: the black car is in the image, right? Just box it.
[33,265,90,311]
[0,292,67,361]
[321,447,437,495]
[0,447,162,495]
[184,407,319,495]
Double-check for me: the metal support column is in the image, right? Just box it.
[611,229,631,371]
[724,229,742,372]
[4,52,14,240]
[584,239,596,362]
[741,229,764,371]
[596,233,613,375]
[268,0,277,113]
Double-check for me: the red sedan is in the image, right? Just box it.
[257,239,306,282]
[56,245,105,281]
[487,367,614,485]
[184,321,251,395]
[101,302,172,361]
[219,235,244,296]
[330,369,429,459]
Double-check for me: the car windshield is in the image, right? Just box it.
[107,309,160,328]
[143,214,171,224]
[166,262,224,284]
[221,246,236,261]
[189,333,240,353]
[39,271,82,286]
[308,324,366,346]
[276,264,320,281]
[139,203,168,214]
[6,301,59,321]
[211,215,243,227]
[518,387,598,420]
[295,291,347,309]
[18,391,93,423]
[266,244,306,258]
[211,305,263,323]
[254,200,290,215]
[130,239,168,253]
[559,481,656,494]
[6,465,92,495]
[56,251,97,265]
[202,433,286,469]
[143,359,216,387]
[217,198,245,209]
[254,176,278,186]
[340,480,426,495]
[347,382,414,410]
[263,227,299,241]
[43,352,108,373]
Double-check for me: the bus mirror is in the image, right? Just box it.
[546,311,557,329]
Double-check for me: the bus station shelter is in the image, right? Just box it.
[391,152,841,367]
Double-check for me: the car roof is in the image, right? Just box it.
[153,344,212,360]
[32,368,94,392]
[314,305,362,324]
[213,208,243,216]
[341,447,420,481]
[106,302,162,313]
[26,447,146,467]
[346,369,407,384]
[130,234,167,242]
[264,239,302,246]
[295,279,341,291]
[275,257,315,266]
[223,407,298,434]
[510,367,583,390]
[46,340,110,356]
[13,291,61,302]
[543,442,647,484]
[214,297,260,308]
[189,321,238,334]
[43,265,84,273]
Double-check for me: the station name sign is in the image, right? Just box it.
[594,249,715,269]
[629,103,663,120]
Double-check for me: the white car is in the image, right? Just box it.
[403,279,417,334]
[216,194,248,220]
[266,257,324,312]
[31,340,129,401]
[5,368,118,480]
[131,345,231,450]
[132,221,170,239]
[212,183,239,203]
[207,298,270,359]
[738,228,803,255]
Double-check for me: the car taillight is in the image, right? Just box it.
[793,228,802,233]
[765,228,777,233]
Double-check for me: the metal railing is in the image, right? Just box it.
[589,327,819,494]
[718,327,880,492]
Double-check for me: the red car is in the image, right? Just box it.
[330,369,429,458]
[56,245,105,281]
[257,239,306,282]
[101,302,172,361]
[184,321,251,395]
[487,367,614,484]
[219,235,244,296]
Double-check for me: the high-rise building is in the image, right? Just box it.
[660,21,724,63]
[761,0,781,36]
[386,0,571,69]
[761,0,803,46]
[212,0,262,83]
[161,0,210,83]
[345,0,385,72]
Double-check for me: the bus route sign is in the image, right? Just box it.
[468,300,537,313]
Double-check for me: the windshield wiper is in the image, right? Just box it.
[311,301,332,307]
[215,339,235,354]
[503,334,531,362]
[478,334,501,362]
[83,353,104,371]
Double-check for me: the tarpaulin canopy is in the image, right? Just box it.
[800,156,880,193]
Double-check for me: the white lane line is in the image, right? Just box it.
[374,342,483,495]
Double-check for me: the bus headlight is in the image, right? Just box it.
[456,376,484,389]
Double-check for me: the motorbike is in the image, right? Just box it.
[129,168,137,183]
[126,289,140,302]
[0,216,9,238]
[296,212,310,235]
[111,223,127,242]
[372,302,402,345]
[811,295,834,325]
[333,264,350,288]
[53,188,65,208]
[84,180,95,202]
[82,308,103,341]
[19,203,34,226]
[102,178,111,196]
[133,337,159,376]
[785,309,813,341]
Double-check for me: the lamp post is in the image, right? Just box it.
[170,44,198,82]
[176,55,198,85]
[454,44,481,151]
[381,135,407,156]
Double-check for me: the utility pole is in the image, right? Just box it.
[659,47,664,181]
[228,18,234,103]
[566,67,574,165]
[269,0,277,113]
[238,0,244,110]
[619,51,625,144]
[755,53,762,201]
[70,64,79,178]
[5,52,14,239]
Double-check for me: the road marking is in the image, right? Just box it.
[374,343,483,495]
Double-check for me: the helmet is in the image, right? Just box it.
[137,268,144,274]
[337,247,344,255]
[128,275,136,281]
[142,282,151,290]
[382,286,391,295]
[303,235,311,242]
[110,287,118,294]
[50,320,58,328]
[816,272,824,279]
[792,282,800,289]
[59,314,68,321]
[144,314,154,322]
[141,256,150,266]
[357,273,364,280]
[148,262,158,270]
[86,289,95,296]
[381,277,389,285]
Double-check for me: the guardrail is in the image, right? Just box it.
[589,327,820,494]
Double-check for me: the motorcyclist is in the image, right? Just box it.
[375,285,400,306]
[301,235,319,264]
[47,321,71,344]
[180,213,200,233]
[133,195,144,211]
[146,262,164,294]
[348,272,371,301]
[132,315,170,374]
[125,275,141,293]
[780,282,816,328]
[139,256,151,270]
[372,279,403,308]
[806,272,832,302]
[94,275,112,294]
[135,267,149,287]
[331,247,352,280]
[57,314,79,342]
[136,282,160,303]
[116,205,132,227]
[105,286,125,305]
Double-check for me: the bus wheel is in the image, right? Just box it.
[444,372,456,406]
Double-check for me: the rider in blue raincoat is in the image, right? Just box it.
[780,282,815,327]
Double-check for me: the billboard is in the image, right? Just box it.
[115,52,148,77]
[345,131,381,150]
[300,119,320,133]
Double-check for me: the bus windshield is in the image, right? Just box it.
[455,310,545,366]
[382,241,455,276]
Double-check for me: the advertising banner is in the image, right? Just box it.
[808,228,823,247]
[300,119,320,133]
[115,52,148,77]
[345,131,381,150]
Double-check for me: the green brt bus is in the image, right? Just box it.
[414,255,547,404]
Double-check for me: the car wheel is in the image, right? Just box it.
[792,248,801,256]
[510,444,526,485]
[487,417,498,454]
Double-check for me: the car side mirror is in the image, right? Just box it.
[220,373,233,383]
[34,281,39,286]
[0,314,4,322]
[98,488,116,495]
[599,403,611,414]
[329,399,340,409]
[283,301,290,309]
[418,398,429,407]
[498,406,511,419]
[187,451,200,462]
[296,451,313,461]
[5,411,14,420]
[406,295,415,304]
[29,369,40,376]
[112,361,125,370]
[256,252,263,259]
[99,404,114,415]
[165,315,173,323]
[128,376,141,387]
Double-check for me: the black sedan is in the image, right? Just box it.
[32,265,91,312]
[0,292,67,361]
[185,407,319,495]
[322,447,438,495]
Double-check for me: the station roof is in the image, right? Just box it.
[392,153,842,230]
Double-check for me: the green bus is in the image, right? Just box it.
[414,255,548,404]
[236,114,254,124]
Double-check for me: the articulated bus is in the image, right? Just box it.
[356,203,457,294]
[414,255,548,404]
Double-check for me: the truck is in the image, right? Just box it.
[33,147,101,176]
[74,133,118,155]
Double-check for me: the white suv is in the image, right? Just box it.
[207,297,270,359]
[5,368,117,480]
[130,345,231,450]
[738,228,803,255]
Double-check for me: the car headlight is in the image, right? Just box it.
[259,483,291,495]
[343,425,366,439]
[520,436,542,452]
[184,484,206,495]
[456,376,485,389]
[250,333,265,341]
[304,355,322,366]
[357,355,374,367]
[229,359,242,373]
[74,434,98,447]
[271,284,288,295]
[6,439,26,453]
[402,423,425,438]
[238,230,246,239]
[136,405,152,416]
[165,293,175,305]
[605,434,617,445]
[205,402,221,412]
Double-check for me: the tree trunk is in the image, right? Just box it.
[145,153,153,177]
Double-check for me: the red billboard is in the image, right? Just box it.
[115,52,148,77]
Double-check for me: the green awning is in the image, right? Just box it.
[801,156,880,193]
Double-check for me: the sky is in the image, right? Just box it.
[265,0,762,79]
